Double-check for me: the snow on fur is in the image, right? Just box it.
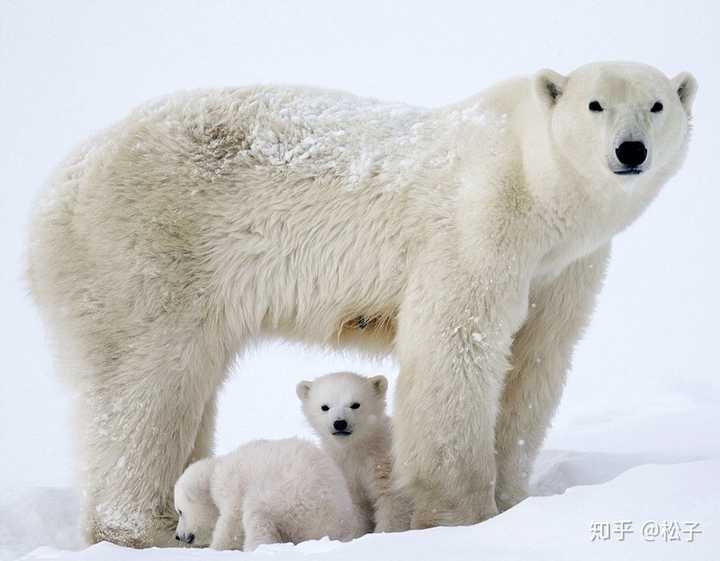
[26,62,696,545]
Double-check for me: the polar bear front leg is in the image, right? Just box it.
[210,508,246,550]
[494,244,611,511]
[373,489,413,533]
[241,509,283,551]
[393,263,529,528]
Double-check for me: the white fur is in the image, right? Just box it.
[26,62,696,543]
[174,438,359,551]
[297,372,412,534]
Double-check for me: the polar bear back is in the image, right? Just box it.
[27,84,495,354]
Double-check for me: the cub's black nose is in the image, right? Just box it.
[334,419,348,431]
[615,141,647,168]
[186,533,195,545]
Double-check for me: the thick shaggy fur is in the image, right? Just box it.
[27,62,696,544]
[298,372,412,534]
[174,438,359,551]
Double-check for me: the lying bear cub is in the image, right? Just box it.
[174,437,359,550]
[174,372,410,551]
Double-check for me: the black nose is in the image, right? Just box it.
[175,534,180,542]
[615,141,647,168]
[334,419,348,431]
[186,533,194,545]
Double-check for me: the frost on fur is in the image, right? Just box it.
[27,62,696,544]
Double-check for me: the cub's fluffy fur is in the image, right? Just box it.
[174,438,360,551]
[298,372,412,533]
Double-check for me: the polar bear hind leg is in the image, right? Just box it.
[81,324,230,547]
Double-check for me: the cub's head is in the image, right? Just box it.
[297,372,388,445]
[534,62,697,184]
[173,458,218,547]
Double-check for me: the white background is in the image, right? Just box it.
[1,0,718,518]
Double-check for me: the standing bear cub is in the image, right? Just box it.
[174,438,360,551]
[297,372,413,534]
[27,62,696,545]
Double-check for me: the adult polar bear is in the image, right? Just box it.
[28,62,696,546]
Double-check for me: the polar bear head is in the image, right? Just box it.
[173,458,218,547]
[533,62,696,184]
[297,372,388,445]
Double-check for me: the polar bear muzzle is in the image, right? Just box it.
[614,141,647,174]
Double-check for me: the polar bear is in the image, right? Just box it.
[297,372,412,534]
[173,438,359,551]
[27,62,696,545]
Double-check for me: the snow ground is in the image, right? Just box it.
[4,459,718,561]
[3,399,718,561]
[2,0,719,560]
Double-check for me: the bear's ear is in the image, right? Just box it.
[181,458,214,500]
[369,375,388,397]
[296,380,312,401]
[672,72,698,114]
[533,69,568,108]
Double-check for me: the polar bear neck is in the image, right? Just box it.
[317,412,393,532]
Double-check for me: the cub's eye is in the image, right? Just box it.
[588,101,603,112]
[350,402,361,410]
[321,404,329,412]
[178,510,182,517]
[651,101,663,113]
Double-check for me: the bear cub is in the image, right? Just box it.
[297,372,412,534]
[174,437,360,551]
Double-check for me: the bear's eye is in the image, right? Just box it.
[178,510,182,517]
[350,402,361,409]
[588,101,603,112]
[321,404,329,412]
[651,101,663,113]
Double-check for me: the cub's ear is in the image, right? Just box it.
[368,375,388,397]
[533,69,568,108]
[296,380,312,401]
[672,72,698,114]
